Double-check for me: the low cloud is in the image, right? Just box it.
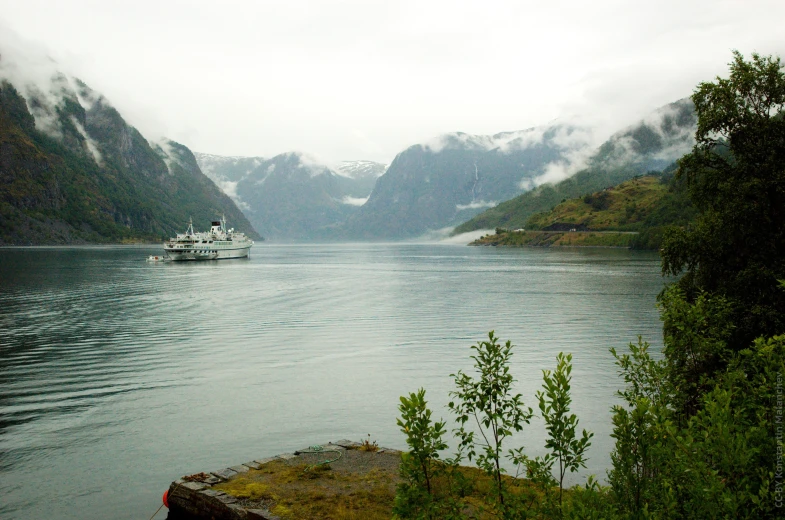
[0,30,81,140]
[286,151,336,177]
[422,127,547,154]
[0,27,123,165]
[252,163,274,185]
[526,100,697,188]
[528,145,597,187]
[414,226,493,244]
[456,200,497,211]
[220,180,239,198]
[341,195,369,206]
[69,115,103,165]
[24,84,63,139]
[420,123,596,158]
[153,138,179,174]
[439,228,495,245]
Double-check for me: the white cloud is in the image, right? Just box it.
[529,145,598,187]
[422,127,550,154]
[456,200,497,211]
[68,116,103,165]
[154,138,180,174]
[341,195,369,206]
[220,180,239,198]
[439,228,495,244]
[1,1,783,164]
[286,151,336,177]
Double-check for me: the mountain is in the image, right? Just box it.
[227,152,372,240]
[337,124,596,239]
[0,62,259,244]
[193,152,266,211]
[453,99,697,235]
[334,160,386,200]
[336,160,387,179]
[471,166,696,249]
[195,152,386,240]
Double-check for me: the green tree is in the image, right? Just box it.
[534,353,594,512]
[607,339,673,517]
[448,331,534,514]
[394,388,457,519]
[607,332,784,520]
[397,389,448,496]
[658,286,735,416]
[661,51,785,353]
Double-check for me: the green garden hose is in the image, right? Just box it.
[297,445,343,472]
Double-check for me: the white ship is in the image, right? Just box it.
[164,217,254,261]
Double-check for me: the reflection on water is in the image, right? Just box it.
[0,244,666,519]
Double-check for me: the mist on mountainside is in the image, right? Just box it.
[0,39,259,244]
[453,98,697,235]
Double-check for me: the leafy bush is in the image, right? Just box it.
[534,353,593,510]
[394,388,462,519]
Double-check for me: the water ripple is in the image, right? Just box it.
[0,244,665,520]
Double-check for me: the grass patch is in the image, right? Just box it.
[212,452,593,519]
[214,452,398,520]
[526,175,668,232]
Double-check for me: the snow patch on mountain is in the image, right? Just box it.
[336,160,387,179]
[193,152,264,210]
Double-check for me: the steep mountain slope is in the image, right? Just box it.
[525,175,670,231]
[334,160,386,199]
[472,166,696,249]
[339,124,595,239]
[193,152,265,211]
[232,152,360,240]
[0,66,259,244]
[454,99,696,234]
[197,152,386,240]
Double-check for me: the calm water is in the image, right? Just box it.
[0,243,667,519]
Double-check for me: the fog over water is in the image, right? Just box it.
[0,244,667,519]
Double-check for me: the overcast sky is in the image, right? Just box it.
[1,0,783,164]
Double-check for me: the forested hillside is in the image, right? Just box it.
[0,76,259,244]
[454,99,696,234]
[472,167,697,249]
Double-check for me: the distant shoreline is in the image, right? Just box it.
[469,229,642,249]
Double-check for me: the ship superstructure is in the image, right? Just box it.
[164,217,253,261]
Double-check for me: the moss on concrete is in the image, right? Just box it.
[212,449,399,520]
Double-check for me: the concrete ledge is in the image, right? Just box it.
[166,439,399,519]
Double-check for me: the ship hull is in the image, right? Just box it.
[164,245,252,261]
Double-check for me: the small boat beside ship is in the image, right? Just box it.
[163,217,254,261]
